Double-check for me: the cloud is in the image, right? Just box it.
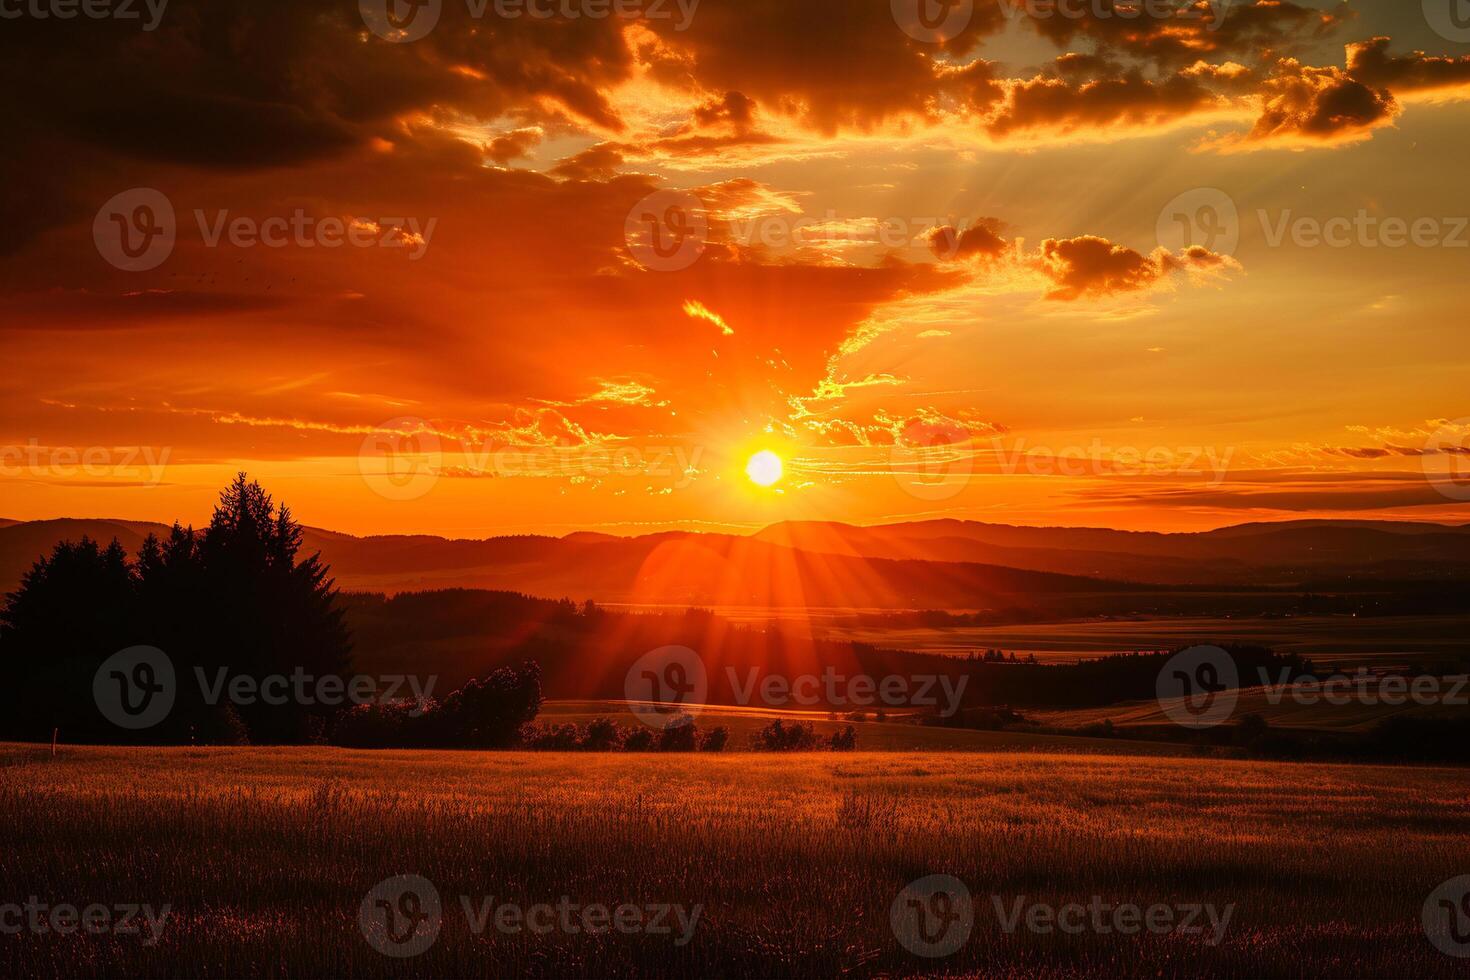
[1346,36,1470,97]
[486,127,545,164]
[987,67,1223,138]
[693,90,758,130]
[924,218,1242,301]
[551,143,627,180]
[639,0,1001,132]
[1018,0,1349,67]
[1035,237,1241,301]
[682,300,735,335]
[924,218,1011,262]
[1208,58,1397,149]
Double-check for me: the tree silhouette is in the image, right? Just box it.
[0,537,138,743]
[191,474,351,742]
[0,475,351,745]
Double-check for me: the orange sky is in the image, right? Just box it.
[2,0,1469,536]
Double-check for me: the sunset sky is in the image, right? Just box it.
[3,0,1469,536]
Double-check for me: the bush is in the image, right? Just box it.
[622,728,655,752]
[657,719,698,752]
[580,717,622,751]
[828,725,857,751]
[753,719,819,752]
[330,661,542,749]
[428,661,543,748]
[524,723,581,750]
[331,700,426,748]
[700,726,729,752]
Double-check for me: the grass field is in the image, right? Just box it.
[1033,680,1470,733]
[4,743,1469,978]
[817,614,1470,666]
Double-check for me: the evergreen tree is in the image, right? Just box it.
[0,475,352,745]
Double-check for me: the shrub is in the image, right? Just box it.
[753,719,819,751]
[828,725,857,751]
[332,700,426,748]
[580,717,622,751]
[524,723,582,750]
[657,719,698,752]
[700,726,729,752]
[428,660,543,748]
[330,661,542,749]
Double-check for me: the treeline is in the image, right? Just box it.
[0,475,350,744]
[0,477,553,749]
[344,589,1317,711]
[829,584,1470,626]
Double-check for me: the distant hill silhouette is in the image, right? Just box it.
[753,518,1470,586]
[1,516,1468,609]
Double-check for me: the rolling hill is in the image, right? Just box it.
[0,516,1466,609]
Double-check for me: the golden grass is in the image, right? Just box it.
[3,743,1468,977]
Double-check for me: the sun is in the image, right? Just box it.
[745,450,784,487]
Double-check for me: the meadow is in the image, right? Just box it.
[817,614,1470,666]
[4,742,1468,978]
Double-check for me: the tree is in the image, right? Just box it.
[0,475,353,745]
[0,537,139,742]
[192,474,352,742]
[429,661,543,748]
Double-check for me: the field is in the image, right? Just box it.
[1033,681,1470,734]
[4,743,1469,978]
[803,614,1470,666]
[598,607,1470,666]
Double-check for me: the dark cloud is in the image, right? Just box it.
[924,218,1010,261]
[1035,236,1237,300]
[1346,36,1470,94]
[640,0,1002,131]
[1245,58,1397,143]
[988,68,1221,137]
[1019,0,1349,68]
[487,128,545,165]
[551,143,628,180]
